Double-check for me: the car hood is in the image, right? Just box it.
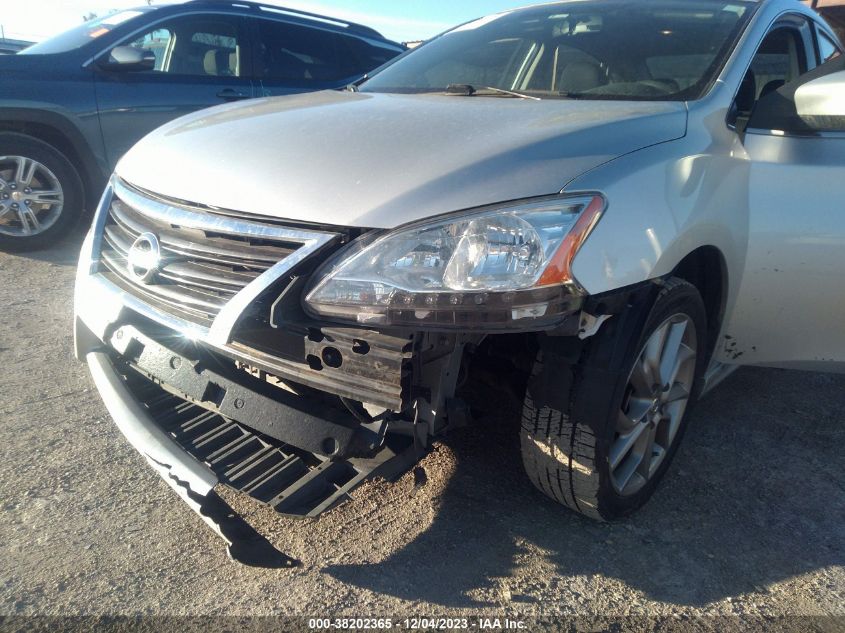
[0,51,80,79]
[0,53,32,73]
[0,52,67,69]
[116,90,687,229]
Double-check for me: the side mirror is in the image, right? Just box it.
[99,46,156,72]
[795,69,845,131]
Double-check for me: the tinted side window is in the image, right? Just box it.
[818,30,842,63]
[257,20,357,83]
[749,28,807,101]
[128,15,244,77]
[748,54,845,133]
[731,24,811,131]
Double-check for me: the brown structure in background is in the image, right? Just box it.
[804,0,845,41]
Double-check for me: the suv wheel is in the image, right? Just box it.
[0,133,84,251]
[520,277,707,520]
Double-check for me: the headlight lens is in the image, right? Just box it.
[304,194,604,328]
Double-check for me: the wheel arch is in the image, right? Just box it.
[0,109,107,212]
[669,245,728,363]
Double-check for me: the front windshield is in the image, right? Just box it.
[361,0,755,101]
[21,10,149,55]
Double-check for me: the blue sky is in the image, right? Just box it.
[1,0,536,43]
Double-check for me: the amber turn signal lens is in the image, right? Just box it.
[535,195,605,287]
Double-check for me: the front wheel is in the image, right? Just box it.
[0,133,84,251]
[520,277,707,521]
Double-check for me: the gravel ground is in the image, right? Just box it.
[0,232,843,628]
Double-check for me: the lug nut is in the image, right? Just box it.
[11,203,18,209]
[9,184,16,190]
[24,188,31,194]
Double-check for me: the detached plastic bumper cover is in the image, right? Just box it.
[85,351,297,567]
[87,350,218,496]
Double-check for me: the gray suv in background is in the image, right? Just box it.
[0,0,404,249]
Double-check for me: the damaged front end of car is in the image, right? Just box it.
[74,177,607,564]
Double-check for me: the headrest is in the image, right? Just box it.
[204,49,235,76]
[203,49,220,75]
[558,61,604,93]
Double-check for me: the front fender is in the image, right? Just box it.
[566,126,749,313]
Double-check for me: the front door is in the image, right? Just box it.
[94,13,254,169]
[722,46,845,371]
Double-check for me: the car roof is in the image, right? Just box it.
[169,0,392,42]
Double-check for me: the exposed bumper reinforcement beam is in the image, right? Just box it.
[107,324,379,459]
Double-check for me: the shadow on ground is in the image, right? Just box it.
[0,222,88,266]
[325,367,844,608]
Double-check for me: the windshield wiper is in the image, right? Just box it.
[444,84,541,100]
[344,74,369,92]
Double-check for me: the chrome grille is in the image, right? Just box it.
[97,179,337,333]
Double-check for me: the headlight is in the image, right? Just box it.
[304,194,605,329]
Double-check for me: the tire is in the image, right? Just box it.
[520,277,708,521]
[0,133,85,251]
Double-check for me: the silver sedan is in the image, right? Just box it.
[75,0,845,559]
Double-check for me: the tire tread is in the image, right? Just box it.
[520,278,703,521]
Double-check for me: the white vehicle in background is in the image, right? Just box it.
[74,0,845,564]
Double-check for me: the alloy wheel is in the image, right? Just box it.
[610,313,698,496]
[0,155,65,237]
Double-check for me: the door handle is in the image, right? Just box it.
[217,89,249,101]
